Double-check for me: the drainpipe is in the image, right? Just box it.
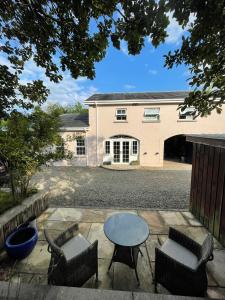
[86,129,88,166]
[96,102,99,166]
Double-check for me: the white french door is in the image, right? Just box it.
[113,140,130,164]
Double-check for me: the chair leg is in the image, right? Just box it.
[154,280,158,293]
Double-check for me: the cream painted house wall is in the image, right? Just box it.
[86,103,225,167]
[55,131,88,166]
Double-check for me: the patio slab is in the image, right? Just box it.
[0,207,224,298]
[207,250,225,287]
[87,223,114,259]
[145,235,160,262]
[181,212,202,226]
[138,211,168,234]
[159,211,188,226]
[113,247,153,292]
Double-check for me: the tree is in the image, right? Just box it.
[0,1,224,116]
[0,107,71,201]
[164,0,225,116]
[46,101,88,116]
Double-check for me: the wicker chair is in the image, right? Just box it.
[154,227,214,297]
[44,224,98,287]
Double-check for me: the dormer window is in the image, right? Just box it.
[144,108,160,121]
[179,107,196,120]
[116,109,127,121]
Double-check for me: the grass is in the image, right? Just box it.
[0,188,38,215]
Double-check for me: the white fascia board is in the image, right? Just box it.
[84,99,184,105]
[59,127,89,132]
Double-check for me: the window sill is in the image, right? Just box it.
[142,120,160,123]
[177,119,197,122]
[74,155,86,157]
[114,121,128,123]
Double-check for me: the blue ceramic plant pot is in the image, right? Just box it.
[5,226,38,260]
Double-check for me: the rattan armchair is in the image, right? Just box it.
[154,227,214,297]
[44,224,98,287]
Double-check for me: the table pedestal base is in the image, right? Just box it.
[108,244,142,285]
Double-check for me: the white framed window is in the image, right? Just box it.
[132,141,138,155]
[105,141,110,154]
[144,108,160,121]
[76,138,85,155]
[116,108,127,121]
[179,107,196,120]
[56,142,64,155]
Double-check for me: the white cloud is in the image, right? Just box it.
[148,69,157,75]
[120,40,129,56]
[165,13,184,44]
[183,70,191,77]
[0,54,97,106]
[148,12,195,45]
[124,84,136,90]
[165,12,196,44]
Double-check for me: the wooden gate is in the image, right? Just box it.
[187,135,225,246]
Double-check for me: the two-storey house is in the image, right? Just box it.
[58,91,225,167]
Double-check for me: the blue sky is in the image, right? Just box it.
[0,13,192,107]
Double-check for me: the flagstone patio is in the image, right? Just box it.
[0,207,225,299]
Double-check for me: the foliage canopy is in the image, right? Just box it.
[0,107,70,200]
[0,0,224,116]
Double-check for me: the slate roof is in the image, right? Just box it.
[86,91,189,101]
[59,113,89,128]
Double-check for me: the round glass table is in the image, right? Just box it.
[104,213,150,284]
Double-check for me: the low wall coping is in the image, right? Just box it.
[0,281,207,300]
[0,190,49,249]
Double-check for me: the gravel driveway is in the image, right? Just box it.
[32,167,191,209]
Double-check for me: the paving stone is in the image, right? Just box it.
[80,209,107,223]
[87,223,114,259]
[96,258,113,290]
[23,241,50,274]
[47,208,83,222]
[138,211,168,234]
[145,235,160,262]
[213,238,224,250]
[185,226,209,244]
[37,211,54,223]
[158,235,167,246]
[11,272,47,285]
[181,211,203,226]
[207,250,225,287]
[82,276,94,289]
[207,287,225,299]
[159,211,188,226]
[105,210,138,221]
[38,222,91,242]
[39,220,75,231]
[207,270,218,287]
[113,247,153,292]
[0,249,29,275]
[45,207,56,214]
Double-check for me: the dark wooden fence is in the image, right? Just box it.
[186,135,225,247]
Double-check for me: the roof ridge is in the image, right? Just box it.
[92,90,189,95]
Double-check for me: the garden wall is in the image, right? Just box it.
[0,191,49,249]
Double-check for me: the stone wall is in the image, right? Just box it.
[0,191,49,249]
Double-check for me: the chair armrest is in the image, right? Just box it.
[169,227,201,258]
[55,223,79,247]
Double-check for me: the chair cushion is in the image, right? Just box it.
[161,238,198,270]
[61,233,90,261]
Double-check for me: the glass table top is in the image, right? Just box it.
[104,213,150,247]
